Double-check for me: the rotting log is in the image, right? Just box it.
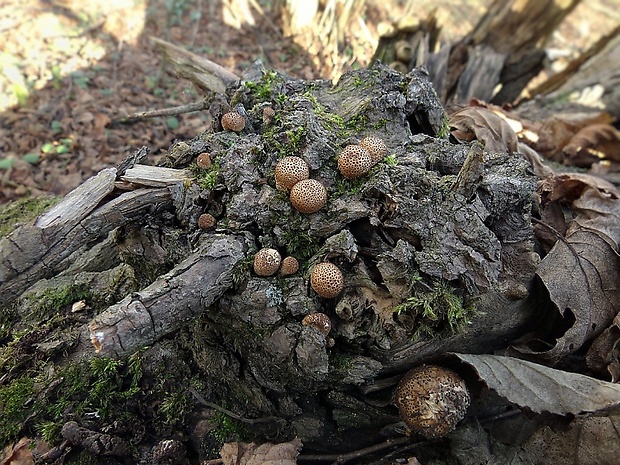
[0,62,542,461]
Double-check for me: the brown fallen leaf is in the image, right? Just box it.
[0,437,34,465]
[561,124,620,167]
[586,312,620,382]
[523,174,620,360]
[220,439,302,465]
[454,353,620,415]
[449,106,518,154]
[521,412,620,465]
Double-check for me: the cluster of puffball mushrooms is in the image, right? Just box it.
[213,110,471,439]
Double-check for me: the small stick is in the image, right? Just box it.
[110,99,210,126]
[297,436,414,464]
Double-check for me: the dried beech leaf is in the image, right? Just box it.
[220,439,302,465]
[0,437,34,465]
[521,412,620,465]
[449,107,518,154]
[455,354,620,415]
[524,176,620,360]
[561,124,620,167]
[586,312,620,382]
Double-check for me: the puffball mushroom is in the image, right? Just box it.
[290,179,327,213]
[310,262,344,298]
[221,111,245,132]
[394,365,470,439]
[197,213,216,230]
[275,156,310,191]
[337,145,373,179]
[253,248,282,277]
[302,312,332,335]
[360,136,388,165]
[279,256,299,276]
[196,152,212,169]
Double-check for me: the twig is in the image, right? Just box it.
[297,436,414,464]
[110,99,210,126]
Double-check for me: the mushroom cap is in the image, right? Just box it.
[302,312,332,335]
[263,106,276,124]
[196,153,212,169]
[394,365,470,439]
[221,112,245,132]
[253,248,282,276]
[197,213,216,230]
[337,145,373,179]
[290,179,327,213]
[360,136,388,164]
[279,256,299,276]
[310,262,344,298]
[275,157,310,191]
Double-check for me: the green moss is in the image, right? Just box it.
[0,196,60,238]
[191,159,221,190]
[0,375,34,445]
[210,411,251,443]
[158,390,192,426]
[393,279,476,338]
[25,283,91,320]
[436,115,451,139]
[242,69,284,104]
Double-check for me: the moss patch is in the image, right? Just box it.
[0,196,60,238]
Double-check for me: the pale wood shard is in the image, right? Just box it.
[84,234,249,358]
[120,165,194,187]
[151,37,240,94]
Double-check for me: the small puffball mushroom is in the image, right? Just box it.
[310,262,344,299]
[394,365,470,439]
[337,145,373,180]
[253,248,282,277]
[263,106,276,125]
[302,312,332,335]
[196,153,212,169]
[197,213,216,230]
[275,156,310,191]
[221,111,245,132]
[360,136,388,165]
[279,256,299,276]
[290,179,327,214]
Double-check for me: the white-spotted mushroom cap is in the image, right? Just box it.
[360,136,388,165]
[337,145,373,179]
[253,248,282,277]
[310,262,344,298]
[279,256,299,276]
[290,179,327,213]
[302,312,332,335]
[197,213,216,230]
[221,111,245,132]
[275,157,310,191]
[196,153,212,169]
[394,365,470,439]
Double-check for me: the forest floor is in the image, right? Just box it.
[0,0,618,204]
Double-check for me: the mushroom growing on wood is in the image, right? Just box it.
[253,248,282,277]
[302,312,332,335]
[290,179,327,213]
[360,136,388,165]
[337,145,373,179]
[310,262,344,298]
[279,256,299,276]
[275,156,310,191]
[221,111,245,132]
[196,153,212,169]
[394,365,470,439]
[197,213,216,230]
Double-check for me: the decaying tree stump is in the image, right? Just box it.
[0,59,544,462]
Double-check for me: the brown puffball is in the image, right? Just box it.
[275,156,310,191]
[197,213,216,230]
[360,136,388,165]
[302,312,332,335]
[253,248,282,277]
[290,179,327,213]
[337,145,373,179]
[196,153,212,169]
[279,256,299,276]
[221,112,245,132]
[310,262,343,298]
[394,365,470,439]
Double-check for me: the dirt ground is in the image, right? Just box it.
[0,0,618,204]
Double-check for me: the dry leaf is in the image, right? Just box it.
[220,439,302,465]
[449,106,518,154]
[524,175,620,360]
[521,412,620,465]
[586,312,620,382]
[561,124,620,167]
[454,353,620,415]
[0,437,34,465]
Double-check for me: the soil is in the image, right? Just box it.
[0,0,618,204]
